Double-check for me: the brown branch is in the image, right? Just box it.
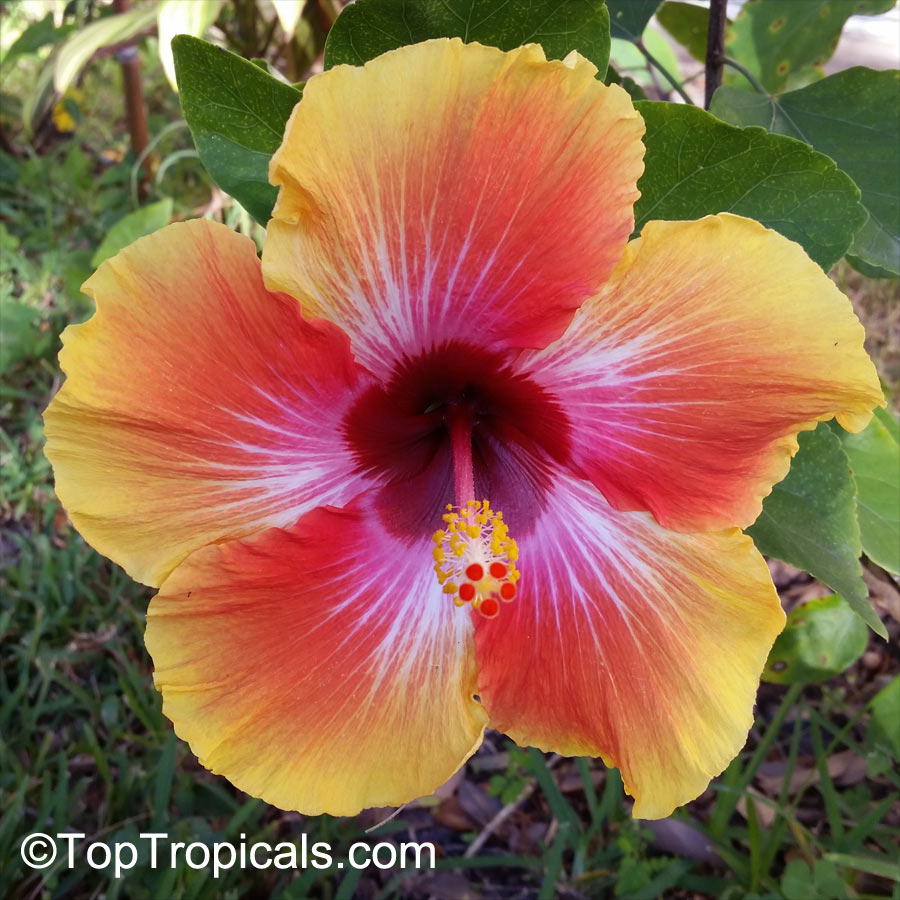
[0,123,23,157]
[113,0,150,195]
[705,0,728,109]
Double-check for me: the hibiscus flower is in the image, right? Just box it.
[43,38,882,819]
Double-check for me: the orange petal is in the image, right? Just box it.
[474,464,785,819]
[264,38,644,378]
[146,495,487,815]
[520,214,884,532]
[44,220,371,587]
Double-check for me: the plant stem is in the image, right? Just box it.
[705,0,728,108]
[723,56,770,96]
[636,39,694,105]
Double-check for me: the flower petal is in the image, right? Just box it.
[520,214,884,532]
[473,459,785,819]
[44,220,370,588]
[145,495,487,815]
[264,38,644,378]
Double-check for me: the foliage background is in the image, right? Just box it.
[1,1,898,898]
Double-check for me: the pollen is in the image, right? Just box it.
[432,499,520,618]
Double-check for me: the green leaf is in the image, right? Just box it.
[323,0,611,77]
[91,199,174,268]
[0,13,75,69]
[606,0,660,40]
[762,594,869,684]
[633,101,868,270]
[835,407,900,574]
[710,69,900,274]
[656,1,715,62]
[173,36,302,225]
[724,0,895,95]
[157,0,223,91]
[54,6,157,94]
[823,852,900,883]
[22,54,55,139]
[747,424,886,639]
[868,675,900,759]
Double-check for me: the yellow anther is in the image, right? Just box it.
[431,499,521,620]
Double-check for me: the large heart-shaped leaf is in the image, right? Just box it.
[835,408,900,575]
[725,0,895,95]
[711,69,900,275]
[173,36,302,225]
[323,0,611,77]
[748,424,885,639]
[634,100,867,270]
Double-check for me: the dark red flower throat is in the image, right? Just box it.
[344,342,571,538]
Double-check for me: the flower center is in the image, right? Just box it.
[431,405,520,618]
[343,341,572,542]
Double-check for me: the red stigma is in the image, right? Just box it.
[489,561,507,578]
[465,563,484,581]
[480,597,500,618]
[458,582,476,602]
[500,582,516,601]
